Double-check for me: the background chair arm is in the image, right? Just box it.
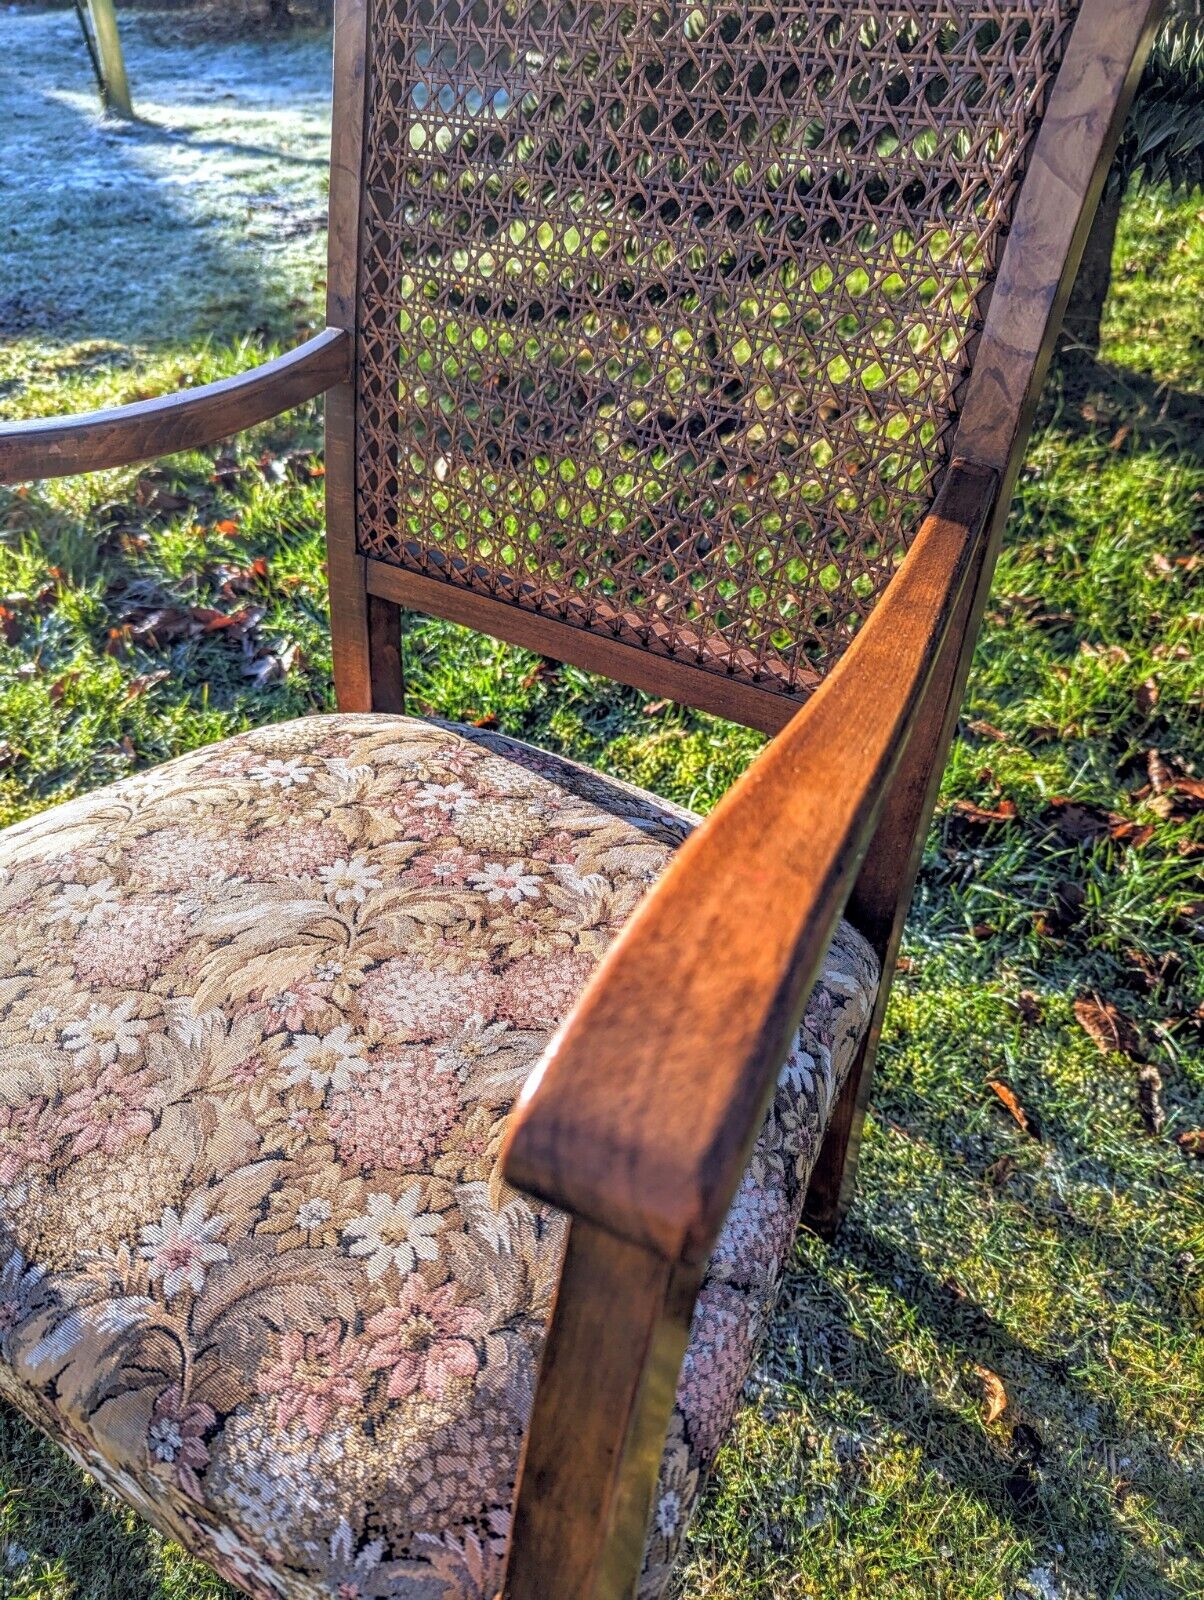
[501,458,999,1268]
[0,326,351,485]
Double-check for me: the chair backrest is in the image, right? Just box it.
[335,0,1113,724]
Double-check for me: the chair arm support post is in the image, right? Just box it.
[0,327,351,485]
[501,459,999,1267]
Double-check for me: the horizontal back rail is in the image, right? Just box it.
[366,557,803,733]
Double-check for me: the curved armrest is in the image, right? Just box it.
[0,327,351,485]
[501,459,998,1265]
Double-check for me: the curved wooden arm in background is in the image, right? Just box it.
[0,326,351,485]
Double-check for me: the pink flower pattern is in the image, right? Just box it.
[257,1323,365,1436]
[364,1276,486,1400]
[329,1054,460,1173]
[58,1060,161,1158]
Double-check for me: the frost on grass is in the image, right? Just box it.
[0,7,331,353]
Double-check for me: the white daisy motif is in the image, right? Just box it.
[208,1524,289,1595]
[413,781,471,812]
[779,1044,817,1095]
[247,758,313,789]
[344,1186,445,1280]
[317,856,383,906]
[295,1196,334,1231]
[433,1015,510,1079]
[60,999,147,1066]
[45,878,118,926]
[140,1196,230,1299]
[469,861,543,904]
[281,1025,367,1093]
[655,1489,682,1537]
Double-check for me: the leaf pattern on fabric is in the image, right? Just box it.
[0,714,878,1599]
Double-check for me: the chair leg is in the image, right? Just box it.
[802,515,996,1241]
[367,593,405,714]
[801,1028,877,1241]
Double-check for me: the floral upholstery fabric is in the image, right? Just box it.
[0,714,878,1600]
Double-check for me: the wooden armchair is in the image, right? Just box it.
[0,3,1161,1597]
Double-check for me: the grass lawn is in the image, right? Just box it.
[1,12,1203,1600]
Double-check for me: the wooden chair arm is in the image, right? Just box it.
[501,458,998,1267]
[0,327,351,485]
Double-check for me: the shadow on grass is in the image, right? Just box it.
[0,12,327,347]
[1041,352,1204,468]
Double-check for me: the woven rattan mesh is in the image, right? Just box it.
[355,0,1078,696]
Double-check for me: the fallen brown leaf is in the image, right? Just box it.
[1123,948,1181,994]
[1177,1129,1204,1159]
[1046,797,1112,843]
[1074,996,1141,1059]
[1107,819,1156,849]
[1035,878,1086,938]
[985,1153,1016,1188]
[1147,749,1172,794]
[1134,676,1159,716]
[134,476,190,515]
[1016,990,1043,1024]
[973,1364,1009,1426]
[48,673,78,704]
[126,671,171,700]
[519,657,560,691]
[951,797,1018,826]
[966,718,1008,742]
[986,1079,1041,1140]
[1044,796,1154,849]
[1137,1063,1165,1136]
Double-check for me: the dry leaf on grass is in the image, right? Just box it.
[985,1153,1016,1188]
[125,671,171,700]
[966,718,1008,742]
[1074,996,1142,1058]
[986,1079,1041,1140]
[519,657,560,691]
[1034,879,1086,937]
[1045,797,1155,849]
[1016,990,1043,1024]
[973,1365,1008,1425]
[1137,1064,1166,1136]
[951,797,1018,826]
[1177,1129,1204,1159]
[1123,948,1181,994]
[1134,677,1160,716]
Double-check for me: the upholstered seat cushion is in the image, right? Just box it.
[0,714,877,1600]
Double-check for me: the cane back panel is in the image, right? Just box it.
[354,0,1079,697]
